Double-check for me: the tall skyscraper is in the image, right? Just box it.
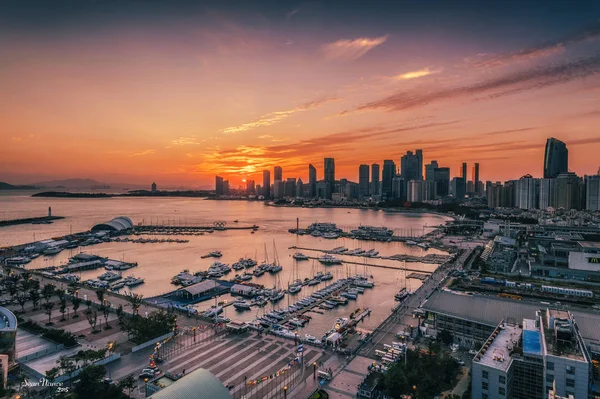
[425,160,439,181]
[554,172,581,210]
[371,164,380,197]
[215,176,224,195]
[308,164,317,197]
[539,178,555,209]
[284,178,297,197]
[296,178,304,197]
[392,176,406,201]
[223,180,230,195]
[461,163,467,180]
[246,179,255,195]
[359,164,370,198]
[487,182,503,208]
[472,163,480,195]
[324,158,335,199]
[544,138,568,178]
[382,160,396,200]
[586,175,600,211]
[262,170,271,199]
[408,180,423,202]
[516,174,539,209]
[433,167,450,197]
[451,177,465,200]
[274,166,283,182]
[151,182,157,193]
[400,150,423,181]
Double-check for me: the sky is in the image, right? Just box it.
[1,0,600,188]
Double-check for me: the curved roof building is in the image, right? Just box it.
[0,306,17,363]
[148,368,232,399]
[91,216,134,232]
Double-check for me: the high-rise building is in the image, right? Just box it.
[425,160,439,181]
[467,180,474,194]
[296,178,304,197]
[273,180,284,198]
[502,180,517,208]
[151,182,157,193]
[284,178,296,197]
[423,180,436,201]
[408,180,423,202]
[359,164,370,198]
[382,160,396,200]
[324,158,335,200]
[586,175,600,211]
[433,167,450,197]
[392,176,406,201]
[487,182,503,208]
[223,180,230,195]
[274,166,283,182]
[539,178,556,209]
[256,184,262,197]
[215,176,224,195]
[371,164,380,197]
[262,170,271,199]
[308,164,317,198]
[554,172,581,210]
[516,174,539,209]
[461,163,467,180]
[400,150,423,181]
[544,138,568,178]
[451,177,465,200]
[246,179,255,195]
[472,163,480,195]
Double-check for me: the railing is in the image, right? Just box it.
[155,328,225,360]
[17,344,65,363]
[54,353,121,383]
[132,332,174,353]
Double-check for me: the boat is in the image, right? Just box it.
[238,273,253,281]
[305,334,318,343]
[307,278,320,286]
[319,272,333,281]
[341,291,357,299]
[6,257,31,265]
[203,306,223,318]
[318,255,343,265]
[233,300,252,310]
[268,265,282,274]
[253,268,265,277]
[333,317,349,331]
[98,271,122,281]
[319,302,335,310]
[43,247,62,255]
[322,232,340,239]
[123,276,145,287]
[288,318,305,327]
[292,252,309,260]
[395,288,410,301]
[201,251,222,259]
[405,240,417,246]
[232,261,245,271]
[417,242,430,249]
[269,289,285,303]
[61,274,80,283]
[288,284,302,294]
[251,296,267,307]
[109,280,126,290]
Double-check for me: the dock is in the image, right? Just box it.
[406,272,429,280]
[135,224,259,233]
[0,216,64,227]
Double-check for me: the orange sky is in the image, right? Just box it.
[1,2,599,188]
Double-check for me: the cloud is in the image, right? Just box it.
[357,54,600,112]
[257,135,273,139]
[481,127,537,136]
[395,67,441,80]
[129,149,155,157]
[171,137,199,146]
[467,23,600,69]
[222,96,339,134]
[286,8,299,20]
[322,35,388,61]
[568,137,600,146]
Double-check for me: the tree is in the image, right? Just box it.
[71,296,82,318]
[56,288,66,303]
[438,329,454,346]
[73,364,128,399]
[118,374,136,398]
[59,298,68,321]
[86,299,92,310]
[116,304,125,324]
[125,293,144,316]
[102,301,112,330]
[86,309,99,333]
[96,289,106,306]
[16,293,28,312]
[43,302,55,325]
[29,289,41,310]
[58,355,76,389]
[41,283,55,303]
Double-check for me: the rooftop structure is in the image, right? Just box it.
[91,216,134,232]
[474,321,521,372]
[147,368,232,399]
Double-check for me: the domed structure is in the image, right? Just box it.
[91,216,134,232]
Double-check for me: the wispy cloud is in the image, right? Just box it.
[357,54,600,112]
[171,137,200,146]
[394,67,441,80]
[322,35,388,61]
[257,135,273,139]
[286,8,300,20]
[129,149,156,157]
[467,23,600,69]
[222,97,339,134]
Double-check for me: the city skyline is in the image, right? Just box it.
[2,1,600,187]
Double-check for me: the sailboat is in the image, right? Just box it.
[288,256,302,294]
[394,261,411,301]
[269,241,283,274]
[269,270,285,303]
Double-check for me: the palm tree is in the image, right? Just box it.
[116,304,125,324]
[102,301,111,330]
[126,293,144,316]
[43,302,55,325]
[71,297,82,318]
[86,310,98,333]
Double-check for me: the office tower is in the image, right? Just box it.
[472,163,480,195]
[586,175,600,211]
[382,160,396,200]
[544,138,568,178]
[223,180,230,195]
[308,164,317,197]
[359,164,370,198]
[392,176,406,201]
[516,174,539,209]
[487,182,503,208]
[433,167,450,197]
[296,178,304,197]
[451,177,465,200]
[400,150,423,181]
[371,164,380,197]
[215,176,224,195]
[539,178,556,209]
[246,179,255,195]
[502,180,517,208]
[554,172,581,210]
[324,158,335,200]
[466,180,474,194]
[408,180,423,202]
[273,180,285,198]
[151,182,157,193]
[274,166,283,182]
[425,160,439,181]
[262,170,271,199]
[461,163,467,180]
[256,184,262,197]
[284,178,296,197]
[423,180,436,201]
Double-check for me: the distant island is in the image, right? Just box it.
[33,191,113,198]
[32,190,212,198]
[0,181,38,190]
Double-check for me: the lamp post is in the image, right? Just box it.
[313,361,317,380]
[283,385,288,399]
[412,385,417,399]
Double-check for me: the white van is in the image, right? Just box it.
[317,370,332,381]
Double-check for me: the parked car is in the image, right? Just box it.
[453,357,465,366]
[139,368,160,379]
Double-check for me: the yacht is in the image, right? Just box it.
[123,276,145,287]
[233,300,252,310]
[318,255,343,265]
[307,278,320,286]
[319,272,333,281]
[268,264,283,274]
[269,289,285,303]
[341,291,358,299]
[61,274,80,283]
[417,242,430,249]
[232,261,245,271]
[238,273,253,281]
[43,247,62,256]
[253,268,265,277]
[405,240,418,246]
[203,306,223,318]
[109,280,126,290]
[6,257,31,265]
[322,232,340,239]
[288,318,305,327]
[288,284,302,294]
[395,288,410,301]
[333,317,350,331]
[251,296,267,307]
[98,271,122,281]
[201,250,223,259]
[292,252,309,260]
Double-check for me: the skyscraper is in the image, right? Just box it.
[246,179,255,195]
[539,178,555,209]
[487,182,503,208]
[215,176,224,195]
[371,164,380,197]
[586,175,600,211]
[382,160,396,200]
[516,174,539,209]
[262,170,271,199]
[544,138,568,178]
[151,182,157,193]
[324,158,335,199]
[359,164,370,198]
[461,163,467,180]
[451,177,465,200]
[274,166,283,182]
[425,160,439,181]
[472,163,480,195]
[308,164,317,197]
[284,178,297,197]
[400,150,423,181]
[223,180,230,195]
[433,167,450,197]
[554,172,581,210]
[296,178,304,197]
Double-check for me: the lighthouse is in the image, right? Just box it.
[48,207,52,217]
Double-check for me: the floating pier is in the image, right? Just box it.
[0,216,64,227]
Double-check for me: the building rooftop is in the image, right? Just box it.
[541,309,588,362]
[0,306,17,331]
[474,322,522,371]
[522,318,542,356]
[578,241,600,250]
[148,368,231,399]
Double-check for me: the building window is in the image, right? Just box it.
[547,361,554,371]
[566,378,575,388]
[482,370,488,379]
[499,387,506,396]
[566,366,575,375]
[499,375,506,385]
[482,381,488,390]
[546,374,554,383]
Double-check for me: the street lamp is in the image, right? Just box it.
[412,385,417,399]
[283,386,288,399]
[313,361,317,380]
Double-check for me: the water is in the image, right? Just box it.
[0,193,451,337]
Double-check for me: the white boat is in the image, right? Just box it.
[417,242,430,249]
[307,278,320,286]
[268,265,283,274]
[269,289,285,302]
[98,271,122,281]
[43,247,62,255]
[233,300,252,310]
[318,255,343,265]
[124,276,144,287]
[322,232,340,239]
[293,252,309,260]
[203,306,223,318]
[110,281,126,290]
[239,273,253,281]
[305,334,318,343]
[251,296,267,307]
[6,257,31,265]
[395,288,410,301]
[319,272,333,281]
[288,284,302,294]
[405,240,417,246]
[61,274,80,283]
